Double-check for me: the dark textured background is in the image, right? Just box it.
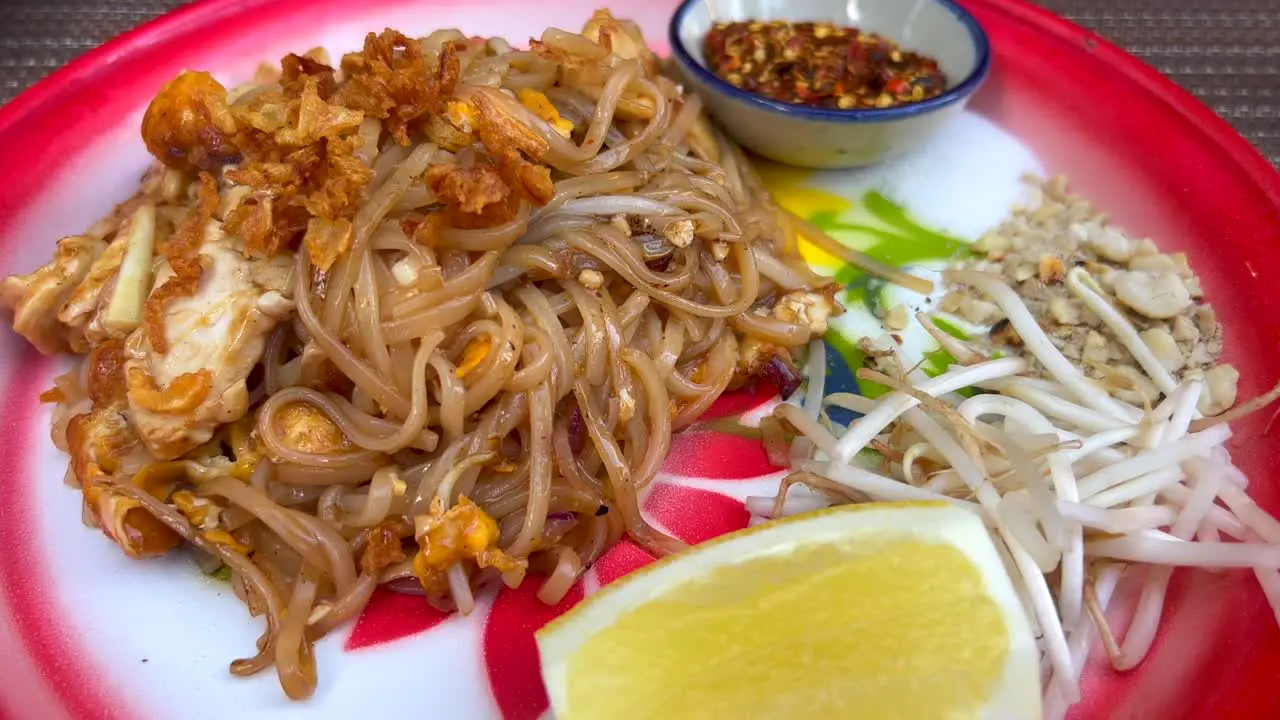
[0,0,1277,166]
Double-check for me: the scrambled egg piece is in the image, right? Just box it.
[66,404,144,483]
[92,488,183,559]
[270,402,355,456]
[517,89,574,139]
[66,407,181,559]
[171,491,250,553]
[454,336,491,379]
[202,529,252,555]
[427,101,477,152]
[412,496,524,594]
[129,460,188,500]
[445,99,477,134]
[171,490,220,530]
[125,227,295,459]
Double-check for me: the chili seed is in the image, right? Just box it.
[704,20,947,110]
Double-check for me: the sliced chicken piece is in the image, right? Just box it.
[1,234,106,354]
[126,224,295,459]
[59,235,129,334]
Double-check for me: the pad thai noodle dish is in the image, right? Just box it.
[5,9,1280,718]
[0,11,838,700]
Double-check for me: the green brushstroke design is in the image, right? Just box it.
[759,166,985,401]
[809,191,966,273]
[824,329,891,399]
[917,315,980,397]
[805,192,966,314]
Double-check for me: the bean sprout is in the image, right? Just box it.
[762,270,1280,715]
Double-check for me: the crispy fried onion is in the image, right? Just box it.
[276,78,364,147]
[281,53,337,99]
[359,519,407,575]
[469,91,555,205]
[226,136,372,258]
[334,29,461,145]
[303,217,355,273]
[426,161,509,215]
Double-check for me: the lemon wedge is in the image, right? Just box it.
[536,502,1041,719]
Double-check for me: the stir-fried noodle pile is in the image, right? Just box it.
[0,13,836,698]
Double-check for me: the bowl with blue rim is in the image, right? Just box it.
[668,0,992,169]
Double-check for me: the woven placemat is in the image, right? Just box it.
[1,0,1277,166]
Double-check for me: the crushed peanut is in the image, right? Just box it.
[883,303,909,331]
[577,269,604,290]
[664,218,695,249]
[610,214,631,237]
[949,176,1234,409]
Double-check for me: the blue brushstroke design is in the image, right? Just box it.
[822,337,863,427]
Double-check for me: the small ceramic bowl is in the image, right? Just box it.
[668,0,992,169]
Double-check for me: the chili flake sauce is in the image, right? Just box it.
[703,20,948,110]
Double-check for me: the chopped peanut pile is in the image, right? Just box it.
[948,175,1236,412]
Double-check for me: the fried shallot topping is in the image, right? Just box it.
[86,336,129,405]
[360,520,408,575]
[426,160,510,215]
[333,29,460,145]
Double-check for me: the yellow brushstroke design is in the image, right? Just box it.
[755,162,848,271]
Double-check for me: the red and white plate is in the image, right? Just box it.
[2,1,1279,718]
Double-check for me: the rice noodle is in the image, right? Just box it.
[13,15,842,700]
